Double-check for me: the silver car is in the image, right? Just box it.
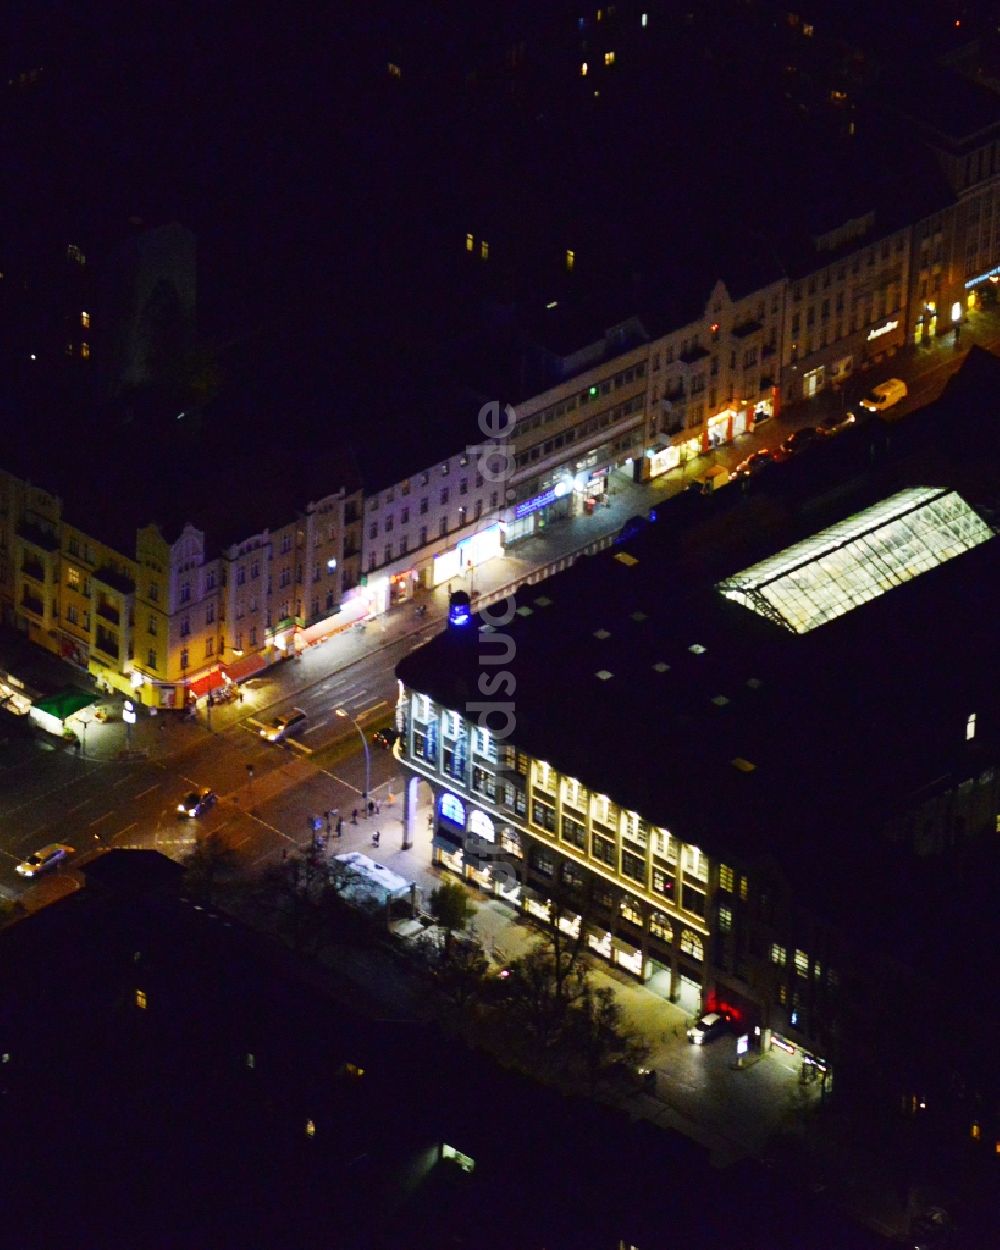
[260,708,307,743]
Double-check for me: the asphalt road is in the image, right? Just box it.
[0,635,422,902]
[4,314,999,906]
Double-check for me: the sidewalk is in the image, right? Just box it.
[71,315,1000,766]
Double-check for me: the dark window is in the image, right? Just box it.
[621,849,645,883]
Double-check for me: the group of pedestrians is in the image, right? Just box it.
[347,796,384,849]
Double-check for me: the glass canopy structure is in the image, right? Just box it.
[717,486,995,633]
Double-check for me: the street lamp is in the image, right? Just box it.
[335,708,371,801]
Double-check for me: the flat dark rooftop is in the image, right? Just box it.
[398,352,1000,914]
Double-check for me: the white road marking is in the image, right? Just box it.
[303,720,328,735]
[135,784,160,799]
[113,822,138,840]
[88,811,114,827]
[66,799,92,813]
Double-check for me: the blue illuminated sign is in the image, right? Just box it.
[513,480,570,521]
[440,793,465,826]
[965,263,1000,289]
[515,486,559,520]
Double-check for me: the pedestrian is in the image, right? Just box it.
[372,830,380,848]
[367,799,375,818]
[324,810,332,835]
[238,688,244,704]
[336,818,343,837]
[374,799,380,816]
[352,808,358,825]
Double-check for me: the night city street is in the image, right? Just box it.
[2,4,999,1248]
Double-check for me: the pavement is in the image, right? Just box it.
[9,317,995,1239]
[65,304,1000,770]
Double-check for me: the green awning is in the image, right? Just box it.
[32,686,99,721]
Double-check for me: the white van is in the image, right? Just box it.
[859,377,907,413]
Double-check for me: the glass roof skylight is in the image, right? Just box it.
[717,486,994,633]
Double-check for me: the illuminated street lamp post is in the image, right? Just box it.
[335,707,370,801]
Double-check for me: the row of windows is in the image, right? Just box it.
[792,235,904,299]
[373,455,476,510]
[513,394,644,470]
[516,362,647,434]
[368,486,496,539]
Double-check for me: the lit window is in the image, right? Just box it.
[719,864,734,892]
[67,567,81,589]
[80,311,90,328]
[770,944,787,966]
[680,929,703,960]
[778,985,788,1005]
[566,248,575,272]
[718,905,733,932]
[966,712,976,740]
[641,11,648,25]
[387,62,401,78]
[970,1121,981,1141]
[80,342,91,359]
[305,1119,316,1138]
[466,232,474,252]
[581,61,588,76]
[135,989,147,1009]
[739,875,748,900]
[604,50,615,66]
[480,240,489,260]
[794,949,809,975]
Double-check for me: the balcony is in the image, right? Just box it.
[16,519,59,552]
[97,602,120,625]
[21,559,45,584]
[94,628,119,660]
[94,565,135,596]
[731,318,763,340]
[20,591,44,619]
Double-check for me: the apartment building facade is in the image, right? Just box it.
[0,465,362,709]
[640,278,784,481]
[360,446,502,617]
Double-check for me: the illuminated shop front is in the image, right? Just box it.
[770,1034,831,1088]
[504,479,573,543]
[432,523,504,588]
[702,406,750,452]
[363,574,390,616]
[389,570,414,606]
[645,441,681,480]
[432,790,466,874]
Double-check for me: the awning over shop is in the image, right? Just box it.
[33,686,99,721]
[188,669,226,699]
[222,652,267,683]
[298,613,345,647]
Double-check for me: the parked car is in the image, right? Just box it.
[177,788,217,818]
[260,708,307,743]
[858,377,907,412]
[817,409,856,436]
[733,449,780,478]
[780,426,819,455]
[16,843,75,877]
[686,1010,734,1045]
[373,726,400,750]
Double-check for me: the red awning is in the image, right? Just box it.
[188,669,226,699]
[223,652,267,683]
